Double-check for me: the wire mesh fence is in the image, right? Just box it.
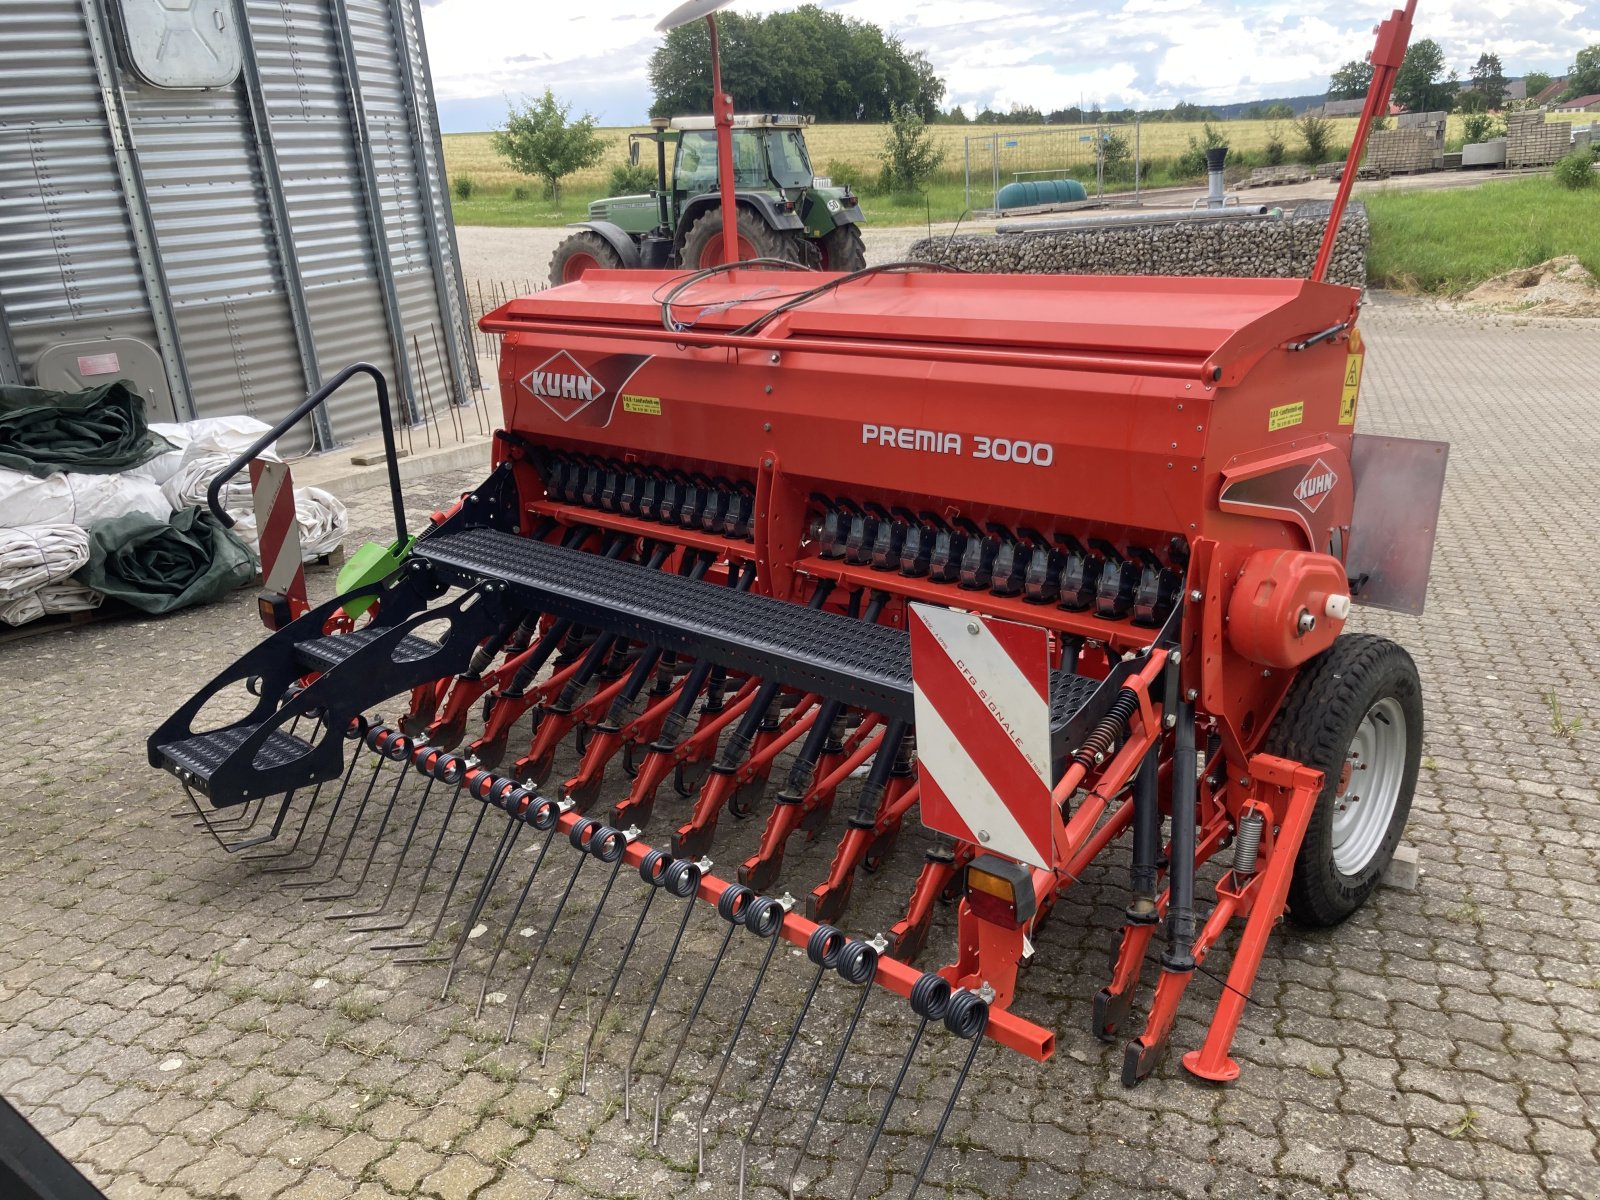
[963,123,1144,212]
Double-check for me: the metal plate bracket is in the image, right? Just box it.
[1346,433,1449,614]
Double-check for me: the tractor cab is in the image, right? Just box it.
[549,113,867,283]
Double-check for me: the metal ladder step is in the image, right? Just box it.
[293,627,442,673]
[154,722,316,792]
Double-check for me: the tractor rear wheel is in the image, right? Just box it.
[549,231,623,285]
[816,223,867,271]
[1265,634,1423,927]
[681,207,803,269]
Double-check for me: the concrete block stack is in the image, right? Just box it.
[1363,128,1438,173]
[1506,112,1572,167]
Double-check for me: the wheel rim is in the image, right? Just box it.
[1331,696,1406,874]
[562,252,601,282]
[696,233,758,268]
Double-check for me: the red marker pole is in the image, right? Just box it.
[707,16,741,266]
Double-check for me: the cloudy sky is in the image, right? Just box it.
[421,0,1600,132]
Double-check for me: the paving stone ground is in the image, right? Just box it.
[2,298,1597,1200]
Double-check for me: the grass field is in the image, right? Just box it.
[443,112,1591,227]
[1365,175,1600,293]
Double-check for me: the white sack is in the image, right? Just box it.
[0,579,102,627]
[0,467,171,527]
[0,524,91,600]
[129,415,278,486]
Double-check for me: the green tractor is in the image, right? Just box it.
[548,114,867,284]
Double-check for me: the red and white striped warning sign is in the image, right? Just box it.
[910,604,1055,870]
[249,459,307,609]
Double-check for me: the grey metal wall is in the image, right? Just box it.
[0,0,471,453]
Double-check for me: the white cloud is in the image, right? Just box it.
[423,0,1600,129]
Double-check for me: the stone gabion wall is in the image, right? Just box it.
[910,201,1369,289]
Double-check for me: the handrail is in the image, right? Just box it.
[206,362,408,547]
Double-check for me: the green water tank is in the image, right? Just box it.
[996,178,1090,210]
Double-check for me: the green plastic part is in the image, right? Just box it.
[337,536,414,619]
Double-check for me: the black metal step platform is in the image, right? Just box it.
[156,723,315,791]
[293,627,441,673]
[417,527,918,720]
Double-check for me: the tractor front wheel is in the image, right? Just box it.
[548,231,623,286]
[1265,633,1423,927]
[681,207,803,269]
[815,223,867,272]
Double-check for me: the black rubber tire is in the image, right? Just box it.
[548,231,624,286]
[815,223,867,271]
[1264,633,1423,927]
[679,206,804,269]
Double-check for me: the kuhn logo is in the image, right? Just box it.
[521,351,604,422]
[1293,458,1338,513]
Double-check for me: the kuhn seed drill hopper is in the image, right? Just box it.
[149,1,1442,1191]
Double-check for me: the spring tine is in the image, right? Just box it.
[369,785,486,951]
[907,992,990,1199]
[695,894,792,1173]
[651,884,756,1147]
[537,826,634,1063]
[277,755,388,889]
[430,816,520,985]
[736,925,848,1200]
[220,789,302,854]
[471,795,567,1016]
[195,792,264,832]
[844,974,954,1200]
[356,771,468,934]
[502,819,612,1041]
[260,750,364,874]
[580,852,698,1093]
[623,864,708,1122]
[325,773,437,919]
[243,774,327,861]
[786,938,882,1200]
[304,736,415,902]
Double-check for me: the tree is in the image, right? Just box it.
[1523,71,1553,99]
[1394,38,1454,113]
[492,90,605,199]
[1328,59,1374,101]
[878,101,945,193]
[1263,102,1296,120]
[1296,113,1335,164]
[1564,45,1600,100]
[942,105,971,124]
[1454,89,1490,114]
[1470,52,1507,109]
[647,5,945,122]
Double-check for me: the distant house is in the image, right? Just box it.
[1532,80,1567,106]
[1317,99,1367,118]
[1556,94,1600,113]
[1505,79,1527,102]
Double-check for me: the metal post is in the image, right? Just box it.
[235,0,334,451]
[389,0,471,413]
[991,134,1000,212]
[1135,120,1142,201]
[0,306,20,386]
[328,0,421,425]
[963,134,971,211]
[79,0,196,419]
[404,0,480,390]
[707,16,741,265]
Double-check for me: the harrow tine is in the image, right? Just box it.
[503,819,625,1040]
[470,791,566,1012]
[651,884,756,1147]
[369,777,489,951]
[786,938,881,1200]
[355,766,469,934]
[843,973,954,1200]
[735,924,848,1200]
[906,991,991,1198]
[324,773,437,919]
[259,746,365,873]
[694,893,792,1172]
[537,825,637,1063]
[304,732,416,902]
[430,805,522,982]
[278,744,393,889]
[243,774,330,861]
[580,853,702,1094]
[623,862,711,1122]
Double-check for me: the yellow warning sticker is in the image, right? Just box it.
[1268,401,1304,432]
[622,394,661,416]
[1340,328,1364,425]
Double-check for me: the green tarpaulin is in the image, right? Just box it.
[0,379,173,478]
[76,507,253,615]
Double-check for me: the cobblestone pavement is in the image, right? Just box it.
[2,299,1597,1200]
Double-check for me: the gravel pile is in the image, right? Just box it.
[910,201,1368,288]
